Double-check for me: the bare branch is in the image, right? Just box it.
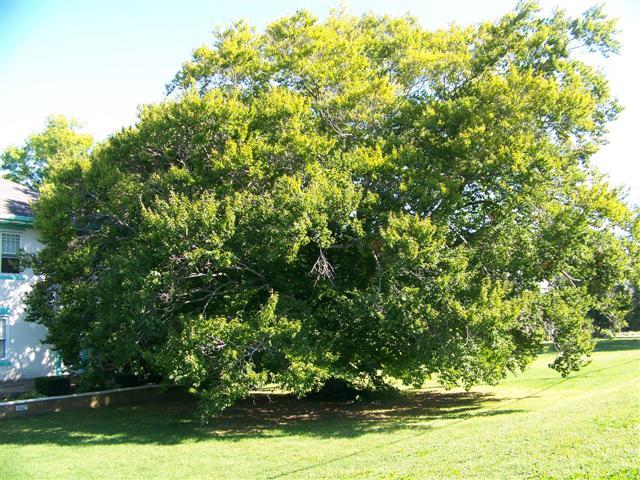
[310,248,335,284]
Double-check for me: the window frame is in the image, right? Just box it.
[0,316,7,360]
[0,231,22,275]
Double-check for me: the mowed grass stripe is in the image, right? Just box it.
[271,361,639,479]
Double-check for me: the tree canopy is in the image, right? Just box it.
[1,115,93,190]
[26,2,634,416]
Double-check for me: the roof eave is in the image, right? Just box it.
[0,214,35,226]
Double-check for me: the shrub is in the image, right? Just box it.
[34,376,72,396]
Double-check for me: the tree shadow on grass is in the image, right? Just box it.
[593,337,640,352]
[211,390,519,439]
[3,338,636,448]
[538,337,640,355]
[0,390,521,447]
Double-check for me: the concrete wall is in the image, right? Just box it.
[0,225,57,381]
[0,385,187,419]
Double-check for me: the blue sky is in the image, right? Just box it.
[1,0,638,204]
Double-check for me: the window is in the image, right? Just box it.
[0,317,6,359]
[1,232,21,274]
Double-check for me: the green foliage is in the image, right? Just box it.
[26,3,635,417]
[1,115,93,190]
[34,376,72,396]
[624,210,640,331]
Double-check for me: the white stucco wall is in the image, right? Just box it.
[0,226,57,381]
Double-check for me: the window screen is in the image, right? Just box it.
[1,233,21,274]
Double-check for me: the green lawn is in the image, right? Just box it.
[2,337,639,480]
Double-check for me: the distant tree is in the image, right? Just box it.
[26,2,635,417]
[1,115,93,190]
[625,211,640,331]
[625,289,640,331]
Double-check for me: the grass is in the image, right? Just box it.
[1,337,639,480]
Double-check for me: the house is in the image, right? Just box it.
[0,178,58,381]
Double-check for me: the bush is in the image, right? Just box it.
[34,376,72,396]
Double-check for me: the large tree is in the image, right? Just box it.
[1,115,93,190]
[27,2,634,416]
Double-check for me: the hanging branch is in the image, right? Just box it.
[310,248,335,284]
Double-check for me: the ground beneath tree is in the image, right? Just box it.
[2,337,639,479]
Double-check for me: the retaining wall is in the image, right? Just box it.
[0,384,185,419]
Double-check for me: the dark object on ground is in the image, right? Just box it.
[114,372,142,388]
[146,373,164,384]
[34,376,72,396]
[306,378,362,402]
